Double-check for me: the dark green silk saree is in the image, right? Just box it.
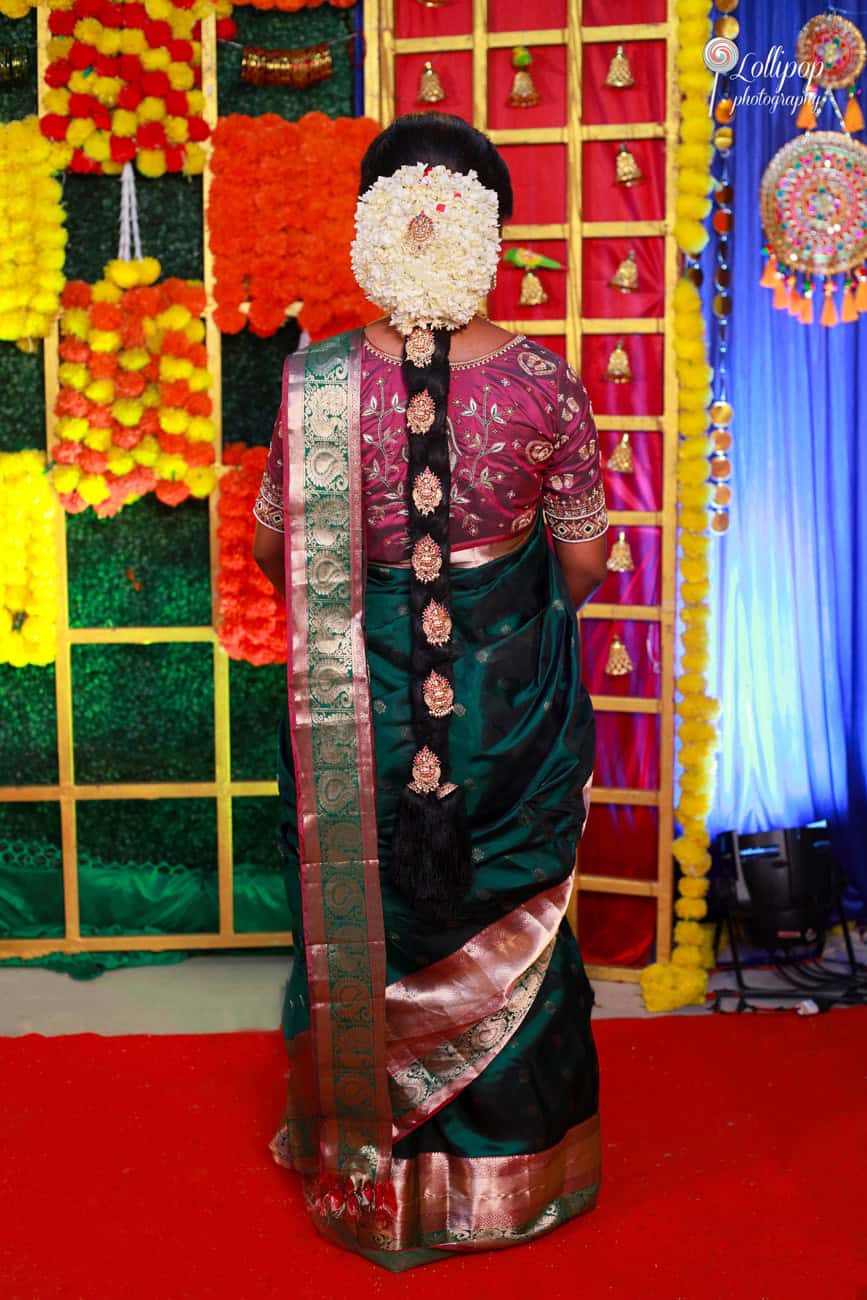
[267,331,601,1271]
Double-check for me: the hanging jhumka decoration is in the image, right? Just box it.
[417,60,446,103]
[605,633,634,676]
[604,338,633,383]
[610,249,639,293]
[708,53,735,532]
[615,142,643,186]
[508,46,540,107]
[607,530,635,572]
[605,44,635,89]
[502,246,561,306]
[606,432,634,473]
[760,13,867,326]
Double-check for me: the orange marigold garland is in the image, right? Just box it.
[51,257,217,516]
[217,443,286,665]
[39,0,212,178]
[208,111,380,341]
[228,0,353,10]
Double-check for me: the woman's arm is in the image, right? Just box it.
[253,521,286,598]
[554,534,608,609]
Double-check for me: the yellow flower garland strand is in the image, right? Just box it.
[0,119,67,350]
[640,0,720,1013]
[0,452,58,668]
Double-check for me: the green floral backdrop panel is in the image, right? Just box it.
[66,497,211,628]
[0,345,45,453]
[0,665,58,785]
[232,793,290,932]
[0,800,63,938]
[0,13,37,122]
[76,797,218,934]
[62,175,204,284]
[71,643,215,783]
[229,659,285,781]
[221,320,301,447]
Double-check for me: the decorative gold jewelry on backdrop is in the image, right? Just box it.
[604,339,633,383]
[508,46,540,107]
[615,142,644,187]
[605,633,635,676]
[605,44,635,89]
[610,249,639,293]
[241,44,333,89]
[405,325,436,367]
[351,163,501,335]
[607,530,635,572]
[503,246,561,307]
[423,671,454,717]
[607,433,635,473]
[407,389,436,434]
[417,60,446,103]
[411,535,442,583]
[412,467,443,515]
[422,599,452,645]
[410,746,442,793]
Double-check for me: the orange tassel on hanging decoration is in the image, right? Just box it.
[773,273,788,310]
[844,90,865,133]
[760,250,777,288]
[855,269,867,313]
[786,275,801,315]
[820,279,838,327]
[796,92,817,130]
[800,292,814,325]
[841,283,858,322]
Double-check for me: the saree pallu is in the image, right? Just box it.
[268,332,601,1272]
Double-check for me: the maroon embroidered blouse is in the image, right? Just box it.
[254,333,608,565]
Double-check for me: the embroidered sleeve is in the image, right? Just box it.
[253,413,285,533]
[541,360,608,543]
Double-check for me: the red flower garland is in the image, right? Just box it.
[217,444,286,665]
[208,111,381,341]
[40,0,209,177]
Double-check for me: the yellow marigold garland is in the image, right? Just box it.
[640,0,720,1013]
[0,452,58,668]
[0,119,67,350]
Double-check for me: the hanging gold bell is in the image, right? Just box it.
[519,269,548,305]
[604,338,632,383]
[417,60,446,104]
[609,249,639,293]
[605,44,635,89]
[606,433,634,473]
[606,529,635,572]
[615,142,643,187]
[605,633,635,676]
[508,46,540,107]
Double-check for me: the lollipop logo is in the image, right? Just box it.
[704,37,740,115]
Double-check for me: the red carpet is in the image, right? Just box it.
[2,1011,864,1300]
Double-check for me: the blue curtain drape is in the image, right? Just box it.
[706,0,866,909]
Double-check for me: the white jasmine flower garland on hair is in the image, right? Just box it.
[350,162,501,334]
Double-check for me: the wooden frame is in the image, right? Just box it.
[0,3,679,989]
[362,0,679,983]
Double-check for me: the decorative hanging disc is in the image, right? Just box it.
[795,13,866,90]
[760,131,867,277]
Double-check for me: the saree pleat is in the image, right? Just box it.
[271,499,602,1268]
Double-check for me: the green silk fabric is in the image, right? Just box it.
[277,509,600,1160]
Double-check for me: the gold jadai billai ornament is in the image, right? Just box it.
[405,326,436,367]
[411,535,442,583]
[410,746,441,794]
[610,249,639,293]
[417,60,446,104]
[605,633,635,676]
[604,338,633,383]
[607,530,635,572]
[615,142,643,187]
[422,599,452,646]
[423,670,454,717]
[407,389,436,434]
[412,467,443,515]
[607,433,635,473]
[508,46,540,107]
[605,44,635,89]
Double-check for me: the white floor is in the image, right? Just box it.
[2,929,863,1036]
